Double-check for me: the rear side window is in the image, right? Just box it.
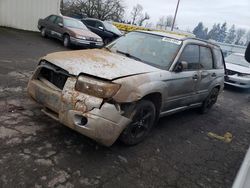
[179,45,200,70]
[54,17,63,25]
[213,49,224,69]
[95,21,104,28]
[85,20,96,27]
[47,15,57,23]
[200,46,213,69]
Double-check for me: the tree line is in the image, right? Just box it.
[61,0,249,46]
[193,22,250,46]
[61,0,150,26]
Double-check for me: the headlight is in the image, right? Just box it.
[76,35,86,40]
[75,75,121,99]
[238,73,250,78]
[97,38,103,42]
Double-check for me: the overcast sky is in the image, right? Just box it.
[123,0,250,31]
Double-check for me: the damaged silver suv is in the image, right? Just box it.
[28,31,225,146]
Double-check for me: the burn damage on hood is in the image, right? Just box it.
[42,49,160,80]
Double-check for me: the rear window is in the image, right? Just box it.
[47,15,56,23]
[200,46,213,69]
[213,49,224,69]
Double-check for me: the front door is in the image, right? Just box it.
[164,44,201,110]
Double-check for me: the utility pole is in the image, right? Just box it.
[171,0,181,31]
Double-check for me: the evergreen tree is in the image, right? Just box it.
[193,22,208,39]
[235,28,246,45]
[225,25,236,44]
[218,22,227,42]
[208,24,221,41]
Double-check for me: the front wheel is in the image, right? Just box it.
[104,38,111,45]
[119,100,156,145]
[63,35,71,47]
[200,87,219,114]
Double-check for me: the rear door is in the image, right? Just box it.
[165,44,201,110]
[52,16,64,40]
[196,46,215,99]
[46,15,57,37]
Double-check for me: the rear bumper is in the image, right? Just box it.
[225,75,250,89]
[70,37,103,48]
[27,70,130,146]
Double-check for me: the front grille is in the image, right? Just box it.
[38,66,69,90]
[226,69,238,75]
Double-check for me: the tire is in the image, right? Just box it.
[41,28,47,38]
[200,87,219,114]
[104,38,111,45]
[63,35,71,47]
[119,100,156,146]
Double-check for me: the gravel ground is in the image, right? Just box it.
[0,27,250,188]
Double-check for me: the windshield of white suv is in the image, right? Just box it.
[64,18,88,30]
[107,32,182,69]
[226,54,250,68]
[103,22,122,36]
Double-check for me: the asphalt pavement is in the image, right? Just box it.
[0,27,250,188]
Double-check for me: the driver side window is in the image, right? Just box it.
[95,21,104,29]
[179,44,200,71]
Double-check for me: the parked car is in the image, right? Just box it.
[232,43,250,188]
[27,31,225,146]
[82,18,122,45]
[225,53,250,88]
[38,15,103,48]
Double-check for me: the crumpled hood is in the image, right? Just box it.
[43,49,160,80]
[226,63,250,74]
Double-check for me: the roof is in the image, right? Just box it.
[137,30,187,40]
[136,30,220,48]
[83,18,102,22]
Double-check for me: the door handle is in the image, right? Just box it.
[211,73,217,77]
[192,74,199,80]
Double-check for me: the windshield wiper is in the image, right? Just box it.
[116,50,143,62]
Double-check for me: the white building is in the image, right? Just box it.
[0,0,61,31]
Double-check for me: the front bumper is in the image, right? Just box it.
[70,37,103,48]
[27,68,131,146]
[225,75,250,89]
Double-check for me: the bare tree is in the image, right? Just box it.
[61,0,125,21]
[165,16,174,28]
[157,16,165,29]
[157,15,175,30]
[130,4,143,25]
[138,12,150,26]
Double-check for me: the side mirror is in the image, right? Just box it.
[245,42,250,63]
[58,23,63,27]
[98,26,104,30]
[175,61,188,72]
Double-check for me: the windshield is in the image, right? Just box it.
[103,22,122,36]
[226,54,250,68]
[64,18,88,30]
[107,32,182,69]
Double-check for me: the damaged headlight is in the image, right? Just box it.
[75,75,121,99]
[238,73,250,78]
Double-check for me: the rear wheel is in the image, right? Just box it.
[120,100,156,145]
[41,28,47,38]
[63,35,71,47]
[200,87,219,114]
